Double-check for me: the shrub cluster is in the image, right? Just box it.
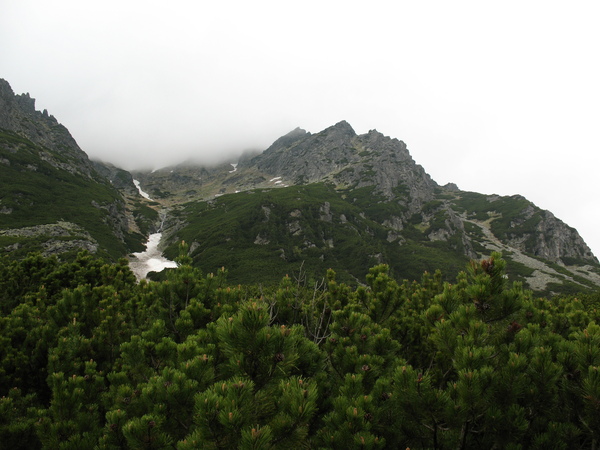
[1,250,600,448]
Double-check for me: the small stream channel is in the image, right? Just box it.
[129,209,178,281]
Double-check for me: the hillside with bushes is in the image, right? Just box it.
[1,250,600,448]
[1,78,599,295]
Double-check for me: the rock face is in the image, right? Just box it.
[238,121,598,268]
[510,209,596,262]
[246,121,438,210]
[0,79,96,179]
[92,160,140,197]
[0,79,143,259]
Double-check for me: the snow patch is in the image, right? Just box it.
[133,179,153,200]
[129,233,177,280]
[229,163,238,173]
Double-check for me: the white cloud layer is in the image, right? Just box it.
[2,0,599,257]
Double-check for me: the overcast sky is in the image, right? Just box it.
[2,1,600,258]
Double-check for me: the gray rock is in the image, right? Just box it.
[0,78,97,179]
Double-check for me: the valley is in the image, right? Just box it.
[3,78,600,448]
[1,78,599,295]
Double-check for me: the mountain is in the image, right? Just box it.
[1,79,598,295]
[133,121,599,295]
[0,79,149,259]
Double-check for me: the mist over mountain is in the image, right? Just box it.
[126,118,598,295]
[0,79,150,259]
[1,78,599,295]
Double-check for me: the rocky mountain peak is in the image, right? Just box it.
[0,79,37,116]
[287,126,309,137]
[0,78,96,179]
[0,79,19,128]
[235,121,439,215]
[15,92,36,113]
[261,126,309,154]
[325,120,356,137]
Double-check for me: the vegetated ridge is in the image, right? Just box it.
[131,121,599,295]
[1,78,598,295]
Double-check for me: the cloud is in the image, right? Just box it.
[2,0,599,256]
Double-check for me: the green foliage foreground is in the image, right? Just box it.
[1,249,600,449]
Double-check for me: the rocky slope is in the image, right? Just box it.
[0,79,146,259]
[249,122,436,196]
[1,78,598,294]
[133,121,598,294]
[0,80,96,179]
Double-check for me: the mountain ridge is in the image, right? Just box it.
[127,120,598,294]
[0,79,96,179]
[1,78,598,294]
[0,78,148,259]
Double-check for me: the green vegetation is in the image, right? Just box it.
[0,130,144,259]
[150,187,172,199]
[2,250,600,448]
[345,185,407,223]
[164,184,470,286]
[503,254,536,280]
[452,192,545,254]
[4,138,590,297]
[165,184,386,285]
[131,202,159,236]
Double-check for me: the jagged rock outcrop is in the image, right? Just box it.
[0,79,97,179]
[508,208,596,263]
[247,121,438,211]
[0,79,143,259]
[0,221,99,255]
